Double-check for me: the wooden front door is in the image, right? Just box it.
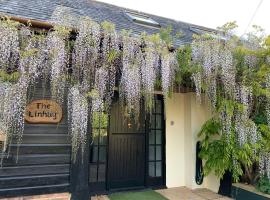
[108,100,146,189]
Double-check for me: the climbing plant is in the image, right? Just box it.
[0,16,177,161]
[1,14,270,185]
[178,22,270,185]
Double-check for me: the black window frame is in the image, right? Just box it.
[89,111,109,192]
[146,95,166,187]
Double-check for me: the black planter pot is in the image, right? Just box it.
[232,183,270,200]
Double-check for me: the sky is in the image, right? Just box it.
[97,0,270,35]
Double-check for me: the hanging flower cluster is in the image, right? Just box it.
[0,19,19,70]
[140,40,159,111]
[191,37,221,106]
[72,17,100,91]
[68,85,88,160]
[266,73,270,129]
[91,67,108,112]
[220,46,235,97]
[0,82,27,158]
[192,37,237,101]
[161,51,178,98]
[47,27,70,104]
[259,153,270,179]
[0,23,46,159]
[120,33,142,117]
[100,21,119,110]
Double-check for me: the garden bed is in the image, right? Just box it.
[232,183,270,200]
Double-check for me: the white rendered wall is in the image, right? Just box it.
[165,93,220,192]
[165,93,186,187]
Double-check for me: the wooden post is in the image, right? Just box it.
[70,102,91,200]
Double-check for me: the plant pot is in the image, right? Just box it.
[232,183,270,200]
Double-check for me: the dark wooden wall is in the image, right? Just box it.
[0,82,71,197]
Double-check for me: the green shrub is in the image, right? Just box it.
[257,176,270,194]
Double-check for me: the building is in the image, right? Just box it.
[0,0,220,199]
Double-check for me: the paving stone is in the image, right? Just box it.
[156,187,234,200]
[90,195,110,200]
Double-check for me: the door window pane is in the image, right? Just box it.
[89,164,97,182]
[149,146,155,161]
[151,116,155,128]
[92,129,99,145]
[156,146,162,161]
[99,146,107,162]
[156,100,162,114]
[156,115,162,129]
[99,129,107,145]
[149,131,155,145]
[100,113,108,129]
[156,161,162,177]
[91,146,99,162]
[98,164,106,182]
[149,162,155,177]
[156,130,162,144]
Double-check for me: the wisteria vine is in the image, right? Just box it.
[0,17,176,162]
[190,26,270,182]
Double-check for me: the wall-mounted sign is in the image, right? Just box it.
[25,100,63,124]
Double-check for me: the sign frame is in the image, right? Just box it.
[25,99,63,124]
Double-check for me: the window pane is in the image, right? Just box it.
[92,112,108,129]
[89,164,97,182]
[91,146,99,162]
[98,164,106,182]
[149,146,155,161]
[99,129,107,145]
[151,115,155,129]
[92,112,100,129]
[156,100,162,114]
[156,115,162,129]
[100,113,108,129]
[149,162,155,177]
[99,146,107,162]
[149,130,155,145]
[156,130,162,145]
[156,146,162,160]
[156,161,162,177]
[92,129,99,145]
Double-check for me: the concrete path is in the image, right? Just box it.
[156,187,233,200]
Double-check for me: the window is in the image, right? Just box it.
[189,26,222,39]
[148,97,164,178]
[125,11,161,28]
[89,111,108,183]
